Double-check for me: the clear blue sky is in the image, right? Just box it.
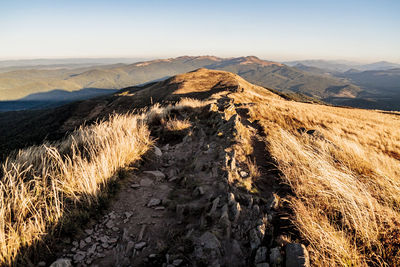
[1,0,399,62]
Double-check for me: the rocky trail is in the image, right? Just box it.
[48,93,309,267]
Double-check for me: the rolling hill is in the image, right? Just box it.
[0,56,361,103]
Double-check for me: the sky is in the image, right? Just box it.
[1,0,399,62]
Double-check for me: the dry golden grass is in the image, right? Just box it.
[243,97,400,266]
[0,113,153,265]
[0,97,207,265]
[164,118,192,131]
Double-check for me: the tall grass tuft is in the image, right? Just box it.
[0,113,152,265]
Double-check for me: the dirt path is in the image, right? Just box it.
[49,99,308,267]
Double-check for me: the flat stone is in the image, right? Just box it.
[154,146,163,157]
[140,178,154,187]
[147,198,161,207]
[131,183,140,189]
[144,170,166,180]
[84,229,93,235]
[49,258,72,267]
[88,244,97,254]
[255,246,268,263]
[154,206,165,210]
[73,253,85,262]
[106,221,114,229]
[168,176,179,182]
[135,241,147,250]
[199,231,221,250]
[286,243,310,267]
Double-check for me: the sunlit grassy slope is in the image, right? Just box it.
[233,89,400,266]
[0,113,152,265]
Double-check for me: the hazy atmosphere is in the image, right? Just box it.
[1,0,399,62]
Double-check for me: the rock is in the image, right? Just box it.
[194,186,205,196]
[131,183,140,189]
[38,261,46,267]
[135,241,147,250]
[147,198,161,207]
[168,168,178,178]
[100,236,109,243]
[109,237,118,244]
[270,247,282,267]
[228,192,236,206]
[200,231,221,250]
[154,146,162,157]
[168,176,179,182]
[208,197,220,216]
[125,211,133,218]
[138,224,146,241]
[255,246,268,263]
[285,243,310,267]
[84,229,93,235]
[125,241,135,256]
[79,240,86,249]
[144,170,166,180]
[249,228,261,250]
[256,263,270,267]
[232,202,241,222]
[84,237,92,243]
[239,171,249,178]
[72,241,78,247]
[49,258,72,267]
[140,178,154,187]
[73,253,85,262]
[88,244,97,254]
[155,206,165,210]
[173,259,184,266]
[106,220,114,229]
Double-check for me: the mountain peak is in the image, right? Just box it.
[232,56,283,66]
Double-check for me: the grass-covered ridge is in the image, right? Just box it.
[237,93,400,265]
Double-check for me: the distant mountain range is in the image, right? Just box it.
[0,56,399,111]
[285,59,400,72]
[0,56,361,100]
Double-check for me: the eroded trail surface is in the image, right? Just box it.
[51,96,307,267]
